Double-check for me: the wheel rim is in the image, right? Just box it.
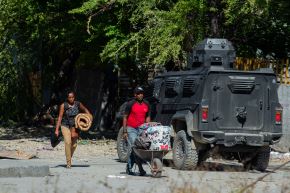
[152,171,162,178]
[152,160,161,170]
[153,162,157,170]
[151,159,162,177]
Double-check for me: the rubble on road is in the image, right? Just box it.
[270,151,290,162]
[0,138,117,162]
[0,145,36,160]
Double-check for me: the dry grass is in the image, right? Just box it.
[169,181,199,193]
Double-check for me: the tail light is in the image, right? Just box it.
[202,106,209,122]
[275,108,282,125]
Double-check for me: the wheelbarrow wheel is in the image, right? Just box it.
[151,158,162,178]
[117,127,129,162]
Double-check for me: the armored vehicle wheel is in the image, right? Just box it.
[117,127,129,162]
[251,146,270,172]
[197,150,209,165]
[173,130,198,170]
[151,158,162,178]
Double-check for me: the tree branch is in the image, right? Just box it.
[238,160,290,193]
[87,0,116,35]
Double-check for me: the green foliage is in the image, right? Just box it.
[1,0,290,122]
[69,0,107,14]
[79,0,207,68]
[223,0,290,57]
[0,0,89,121]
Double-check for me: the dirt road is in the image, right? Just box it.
[0,137,290,193]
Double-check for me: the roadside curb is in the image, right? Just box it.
[0,165,49,178]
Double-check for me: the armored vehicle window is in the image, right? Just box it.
[192,56,202,68]
[211,56,223,66]
[183,76,197,97]
[192,61,202,68]
[165,77,181,98]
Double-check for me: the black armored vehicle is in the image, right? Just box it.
[116,38,283,171]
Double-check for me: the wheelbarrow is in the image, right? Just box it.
[133,148,170,178]
[132,122,172,177]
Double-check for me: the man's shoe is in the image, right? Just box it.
[139,169,146,176]
[126,166,134,175]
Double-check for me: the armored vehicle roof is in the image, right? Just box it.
[155,66,275,79]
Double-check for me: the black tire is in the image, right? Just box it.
[151,158,162,178]
[243,161,252,171]
[197,150,208,166]
[117,127,129,162]
[173,130,198,170]
[251,146,270,172]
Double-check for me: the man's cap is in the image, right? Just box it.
[134,86,144,94]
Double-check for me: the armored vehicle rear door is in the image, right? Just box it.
[210,74,266,131]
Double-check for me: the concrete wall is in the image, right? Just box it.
[272,84,290,152]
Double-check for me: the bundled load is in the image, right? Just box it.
[135,122,171,151]
[75,113,92,131]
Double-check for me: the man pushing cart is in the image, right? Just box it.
[122,86,151,176]
[122,86,171,177]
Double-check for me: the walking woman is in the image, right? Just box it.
[55,90,91,168]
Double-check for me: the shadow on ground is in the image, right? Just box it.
[118,158,247,173]
[197,162,246,172]
[54,164,90,168]
[162,159,269,172]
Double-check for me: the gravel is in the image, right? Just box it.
[1,126,290,164]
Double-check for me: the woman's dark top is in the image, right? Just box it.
[61,101,80,128]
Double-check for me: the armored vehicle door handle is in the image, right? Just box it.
[259,101,263,110]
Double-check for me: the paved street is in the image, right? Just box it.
[0,154,290,193]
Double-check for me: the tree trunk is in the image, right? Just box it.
[208,0,220,37]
